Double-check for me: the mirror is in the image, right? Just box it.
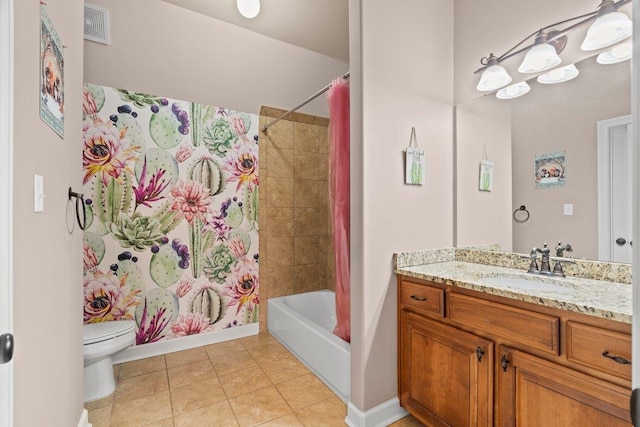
[455,47,631,262]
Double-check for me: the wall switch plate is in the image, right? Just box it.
[34,174,44,212]
[563,203,573,216]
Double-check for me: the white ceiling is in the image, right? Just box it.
[162,0,350,63]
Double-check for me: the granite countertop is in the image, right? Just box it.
[394,248,632,324]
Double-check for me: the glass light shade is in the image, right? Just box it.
[581,12,632,51]
[518,43,562,73]
[476,64,512,91]
[597,42,633,64]
[237,0,260,18]
[536,64,579,84]
[496,81,531,99]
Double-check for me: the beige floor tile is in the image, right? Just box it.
[276,373,335,411]
[174,400,239,427]
[113,364,121,382]
[114,370,169,403]
[145,418,175,427]
[258,355,311,384]
[118,355,167,379]
[246,342,290,364]
[229,385,292,427]
[84,394,113,411]
[87,405,111,427]
[295,395,347,426]
[167,360,216,389]
[257,413,304,426]
[205,340,247,358]
[212,350,259,376]
[165,347,209,368]
[110,391,173,426]
[238,333,278,350]
[170,377,228,416]
[388,414,425,426]
[218,366,273,398]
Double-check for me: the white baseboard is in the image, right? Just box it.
[77,408,91,427]
[344,397,408,427]
[113,323,259,364]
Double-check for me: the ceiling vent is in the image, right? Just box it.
[83,3,110,45]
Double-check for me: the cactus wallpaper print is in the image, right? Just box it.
[81,83,259,346]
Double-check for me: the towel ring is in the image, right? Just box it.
[513,205,530,223]
[68,187,87,231]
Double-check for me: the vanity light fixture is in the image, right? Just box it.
[536,63,580,84]
[474,0,631,92]
[496,81,531,99]
[476,54,512,91]
[237,0,260,18]
[597,41,632,63]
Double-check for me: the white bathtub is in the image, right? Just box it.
[267,290,350,403]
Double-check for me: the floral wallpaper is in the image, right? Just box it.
[82,83,259,345]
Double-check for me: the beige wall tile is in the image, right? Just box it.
[294,122,319,152]
[318,153,328,181]
[295,236,319,265]
[267,208,294,237]
[294,264,321,294]
[294,180,319,208]
[317,180,329,208]
[289,111,316,125]
[267,178,294,208]
[266,146,294,179]
[263,120,294,150]
[318,126,329,154]
[294,150,319,180]
[266,237,294,267]
[294,208,319,236]
[266,266,294,298]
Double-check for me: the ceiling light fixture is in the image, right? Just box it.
[474,0,631,92]
[237,0,260,19]
[596,41,633,63]
[536,64,580,84]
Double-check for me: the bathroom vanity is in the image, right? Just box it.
[395,248,632,427]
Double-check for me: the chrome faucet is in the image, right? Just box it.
[555,241,573,257]
[536,243,551,274]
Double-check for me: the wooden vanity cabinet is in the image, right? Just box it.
[397,276,632,427]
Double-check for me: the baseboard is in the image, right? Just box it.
[77,408,91,427]
[113,323,259,364]
[344,397,408,427]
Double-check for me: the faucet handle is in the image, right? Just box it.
[552,258,576,277]
[522,249,539,273]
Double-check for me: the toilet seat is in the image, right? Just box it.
[83,320,136,345]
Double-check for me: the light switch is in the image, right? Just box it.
[34,174,44,212]
[563,203,573,216]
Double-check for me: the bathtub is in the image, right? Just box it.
[267,290,350,403]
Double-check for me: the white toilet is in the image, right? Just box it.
[83,320,136,402]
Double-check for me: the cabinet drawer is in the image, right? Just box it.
[566,321,631,381]
[400,280,445,317]
[449,293,559,355]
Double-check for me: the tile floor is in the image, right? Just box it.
[86,332,423,427]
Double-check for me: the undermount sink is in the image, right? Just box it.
[480,275,573,292]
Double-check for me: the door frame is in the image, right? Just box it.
[597,114,632,262]
[632,0,640,398]
[0,0,14,426]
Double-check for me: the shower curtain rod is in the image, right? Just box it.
[261,71,350,132]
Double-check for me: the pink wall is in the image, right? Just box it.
[352,0,454,410]
[12,0,84,425]
[83,0,348,118]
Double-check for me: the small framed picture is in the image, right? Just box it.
[479,159,494,191]
[40,4,64,137]
[535,151,566,189]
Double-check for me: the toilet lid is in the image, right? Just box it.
[84,320,136,345]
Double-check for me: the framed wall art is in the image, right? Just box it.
[40,4,64,137]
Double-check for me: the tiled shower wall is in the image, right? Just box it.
[258,106,335,329]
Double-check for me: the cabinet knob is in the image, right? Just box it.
[476,347,485,362]
[500,354,510,372]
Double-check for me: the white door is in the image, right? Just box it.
[0,1,13,426]
[597,115,633,263]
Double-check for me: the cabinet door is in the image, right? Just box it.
[497,346,632,427]
[400,311,493,427]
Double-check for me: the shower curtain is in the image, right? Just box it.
[327,76,350,343]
